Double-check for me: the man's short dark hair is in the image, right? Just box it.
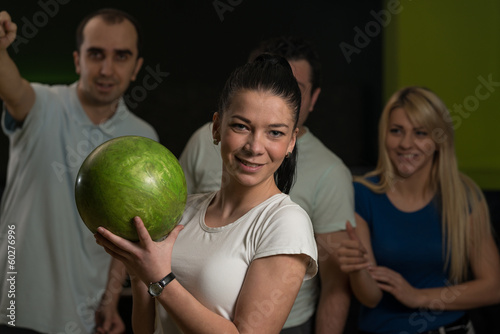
[75,8,143,58]
[248,36,322,92]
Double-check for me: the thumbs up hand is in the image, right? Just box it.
[337,221,372,273]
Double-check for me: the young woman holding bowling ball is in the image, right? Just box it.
[95,54,317,334]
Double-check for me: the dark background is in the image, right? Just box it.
[0,0,383,188]
[1,1,498,333]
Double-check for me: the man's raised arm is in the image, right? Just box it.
[0,11,35,122]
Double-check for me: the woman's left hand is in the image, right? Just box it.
[94,216,184,285]
[368,266,423,308]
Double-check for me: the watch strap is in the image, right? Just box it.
[158,272,176,288]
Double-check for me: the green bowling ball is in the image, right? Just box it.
[75,136,187,241]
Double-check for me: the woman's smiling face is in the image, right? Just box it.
[214,89,297,190]
[385,107,437,179]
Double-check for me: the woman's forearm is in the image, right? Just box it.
[416,278,500,311]
[349,269,383,308]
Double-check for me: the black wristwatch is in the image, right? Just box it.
[148,272,176,297]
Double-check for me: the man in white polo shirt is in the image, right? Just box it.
[0,8,158,334]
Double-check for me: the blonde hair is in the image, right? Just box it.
[357,86,492,283]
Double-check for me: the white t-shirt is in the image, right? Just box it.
[0,82,158,333]
[155,192,318,333]
[179,122,355,327]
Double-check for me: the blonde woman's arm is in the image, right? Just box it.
[369,231,500,310]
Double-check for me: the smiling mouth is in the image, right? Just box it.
[95,78,117,88]
[399,153,418,159]
[236,157,262,168]
[97,82,114,88]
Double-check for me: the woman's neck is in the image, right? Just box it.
[387,167,435,212]
[206,178,281,228]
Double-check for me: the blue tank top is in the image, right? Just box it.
[354,178,464,334]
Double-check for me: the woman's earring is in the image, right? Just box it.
[285,152,291,159]
[213,138,220,145]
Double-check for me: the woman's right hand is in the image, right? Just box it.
[95,216,184,286]
[337,221,372,273]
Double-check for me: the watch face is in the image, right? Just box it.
[149,283,163,296]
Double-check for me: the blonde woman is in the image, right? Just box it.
[338,86,500,334]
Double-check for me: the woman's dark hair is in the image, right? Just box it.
[75,8,143,58]
[218,53,301,194]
